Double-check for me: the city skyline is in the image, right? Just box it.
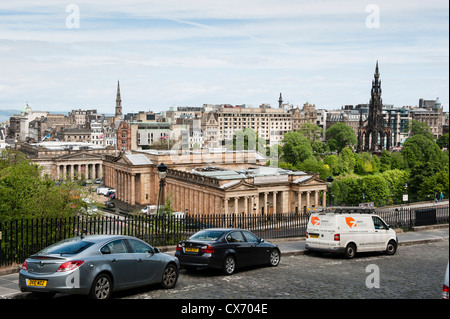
[0,0,448,114]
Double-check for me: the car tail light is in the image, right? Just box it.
[201,245,215,254]
[334,234,340,241]
[306,232,309,238]
[176,244,182,251]
[56,260,85,272]
[443,284,449,299]
[21,261,28,271]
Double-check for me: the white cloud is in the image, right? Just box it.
[0,0,448,113]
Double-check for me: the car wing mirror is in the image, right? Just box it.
[259,238,264,243]
[153,247,160,254]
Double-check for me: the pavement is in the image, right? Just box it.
[0,225,447,299]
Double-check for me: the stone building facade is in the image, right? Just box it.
[102,149,328,215]
[17,141,116,181]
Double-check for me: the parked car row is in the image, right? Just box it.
[18,228,278,299]
[18,210,448,299]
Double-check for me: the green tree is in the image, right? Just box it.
[0,149,86,221]
[359,175,390,206]
[407,119,434,140]
[281,131,313,166]
[436,133,449,149]
[297,123,323,144]
[354,152,378,175]
[325,122,357,153]
[379,150,391,172]
[380,169,409,204]
[402,134,442,170]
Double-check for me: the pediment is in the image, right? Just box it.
[221,179,257,191]
[54,151,103,161]
[294,175,327,189]
[114,156,131,165]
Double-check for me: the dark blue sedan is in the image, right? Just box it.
[175,228,280,275]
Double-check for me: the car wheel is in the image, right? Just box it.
[269,249,281,267]
[222,255,236,275]
[89,273,113,300]
[162,264,179,289]
[344,243,356,259]
[385,240,397,256]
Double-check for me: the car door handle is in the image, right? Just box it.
[111,258,118,262]
[137,258,143,262]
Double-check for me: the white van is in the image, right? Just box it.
[305,210,398,259]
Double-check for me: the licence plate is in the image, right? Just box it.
[309,234,319,239]
[185,247,199,253]
[27,279,47,287]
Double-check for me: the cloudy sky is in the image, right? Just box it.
[0,0,448,115]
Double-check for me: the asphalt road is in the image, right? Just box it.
[114,240,449,300]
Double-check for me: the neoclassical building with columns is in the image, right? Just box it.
[103,149,328,215]
[16,141,117,180]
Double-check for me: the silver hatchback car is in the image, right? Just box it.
[19,235,179,299]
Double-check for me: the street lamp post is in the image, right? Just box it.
[157,163,168,215]
[326,176,334,207]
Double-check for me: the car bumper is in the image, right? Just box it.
[305,243,345,254]
[175,252,222,269]
[18,270,91,295]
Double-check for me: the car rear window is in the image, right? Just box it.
[190,230,224,241]
[37,238,94,255]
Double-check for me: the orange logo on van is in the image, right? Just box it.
[311,216,320,226]
[345,217,357,228]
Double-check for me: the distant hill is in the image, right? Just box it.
[0,109,20,123]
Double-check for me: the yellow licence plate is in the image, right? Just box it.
[185,247,199,253]
[309,234,319,239]
[27,279,47,287]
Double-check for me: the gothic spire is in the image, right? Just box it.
[116,81,121,103]
[115,81,123,119]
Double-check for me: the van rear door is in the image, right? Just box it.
[308,213,336,243]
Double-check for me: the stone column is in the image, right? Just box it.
[224,198,229,216]
[273,191,277,215]
[315,191,319,207]
[306,191,311,209]
[131,173,135,206]
[264,192,269,216]
[322,191,326,207]
[298,191,303,214]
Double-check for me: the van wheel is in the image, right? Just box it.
[385,240,397,256]
[344,243,356,259]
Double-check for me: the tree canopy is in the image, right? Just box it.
[0,149,89,222]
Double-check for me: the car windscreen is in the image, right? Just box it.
[36,237,94,255]
[189,230,225,241]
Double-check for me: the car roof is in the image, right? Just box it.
[75,234,138,243]
[198,228,253,233]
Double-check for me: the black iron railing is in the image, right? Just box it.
[1,204,448,268]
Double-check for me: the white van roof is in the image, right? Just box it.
[312,207,377,214]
